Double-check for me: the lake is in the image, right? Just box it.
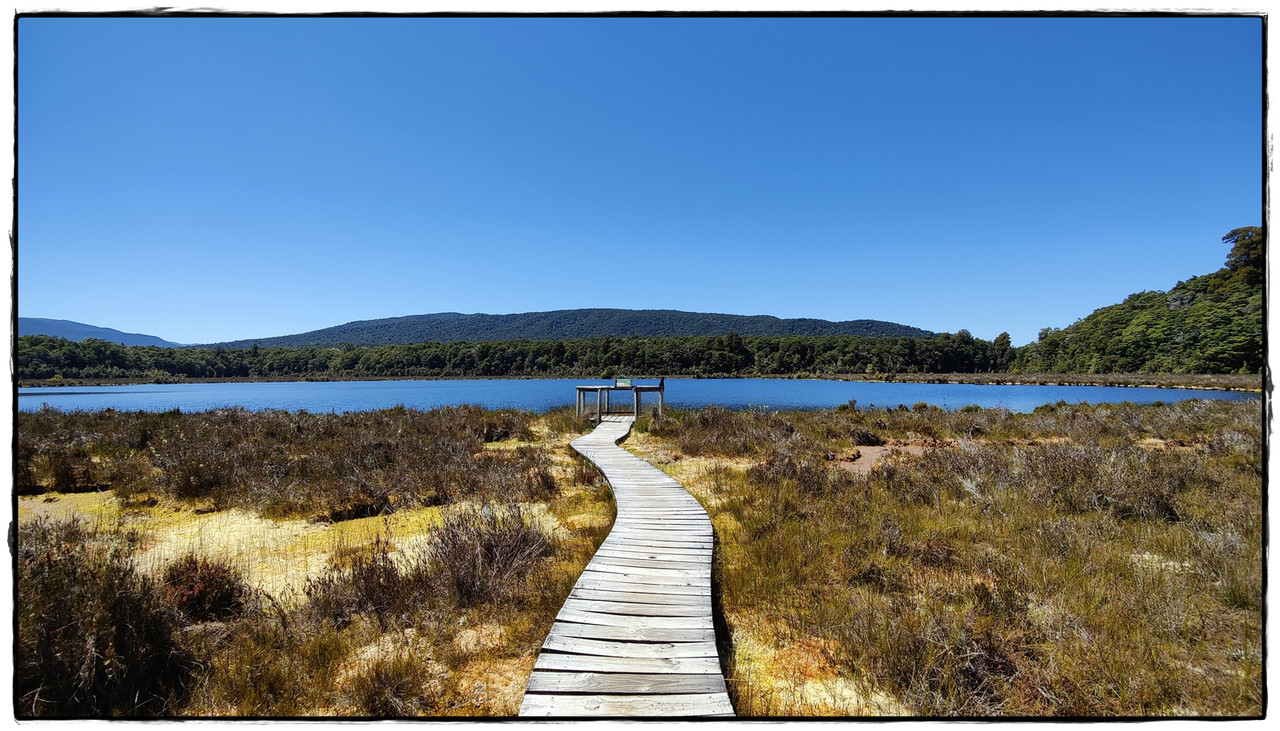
[17,378,1259,415]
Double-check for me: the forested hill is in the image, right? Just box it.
[1015,227,1264,374]
[206,309,937,348]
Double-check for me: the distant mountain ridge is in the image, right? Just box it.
[207,309,938,348]
[17,318,180,347]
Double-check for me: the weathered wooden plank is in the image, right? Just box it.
[577,569,709,588]
[601,536,712,549]
[534,651,722,674]
[569,587,708,606]
[607,529,713,541]
[612,514,700,520]
[602,536,713,549]
[561,597,711,618]
[603,528,711,539]
[610,509,705,517]
[612,523,711,532]
[602,532,712,547]
[571,574,710,596]
[554,606,712,629]
[526,671,728,695]
[587,561,710,577]
[614,514,706,521]
[613,498,692,505]
[596,541,708,554]
[540,634,718,659]
[582,563,711,580]
[613,509,703,516]
[546,622,716,644]
[592,547,710,562]
[586,558,711,576]
[606,524,703,534]
[613,512,703,518]
[612,499,699,506]
[520,692,734,717]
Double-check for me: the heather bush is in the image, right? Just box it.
[163,554,251,622]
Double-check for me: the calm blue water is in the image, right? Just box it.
[17,378,1258,415]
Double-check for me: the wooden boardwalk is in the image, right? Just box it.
[519,415,734,717]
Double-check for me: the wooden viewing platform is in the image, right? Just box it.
[576,377,665,422]
[518,415,734,718]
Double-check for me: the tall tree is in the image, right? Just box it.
[1223,226,1264,286]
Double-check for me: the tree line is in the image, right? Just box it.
[17,330,1017,382]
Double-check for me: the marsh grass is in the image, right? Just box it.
[16,406,615,717]
[635,400,1263,716]
[17,405,548,520]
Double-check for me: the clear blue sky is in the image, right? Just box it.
[17,16,1262,346]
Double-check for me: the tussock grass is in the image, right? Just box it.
[630,399,1263,716]
[17,405,548,520]
[425,503,554,607]
[15,406,615,717]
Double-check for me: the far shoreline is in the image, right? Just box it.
[16,371,1264,394]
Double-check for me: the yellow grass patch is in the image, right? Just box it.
[19,490,450,607]
[18,490,120,524]
[728,613,907,716]
[140,507,450,606]
[481,438,540,452]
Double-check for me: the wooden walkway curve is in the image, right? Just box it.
[519,415,734,717]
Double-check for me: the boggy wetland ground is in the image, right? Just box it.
[14,399,1264,717]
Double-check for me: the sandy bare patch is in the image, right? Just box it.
[455,623,506,656]
[1138,437,1200,452]
[453,656,537,715]
[1131,551,1192,574]
[836,444,929,476]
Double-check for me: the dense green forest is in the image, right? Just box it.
[206,308,935,348]
[1015,227,1264,374]
[17,330,1014,382]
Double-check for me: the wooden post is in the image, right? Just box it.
[595,389,602,422]
[634,388,641,420]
